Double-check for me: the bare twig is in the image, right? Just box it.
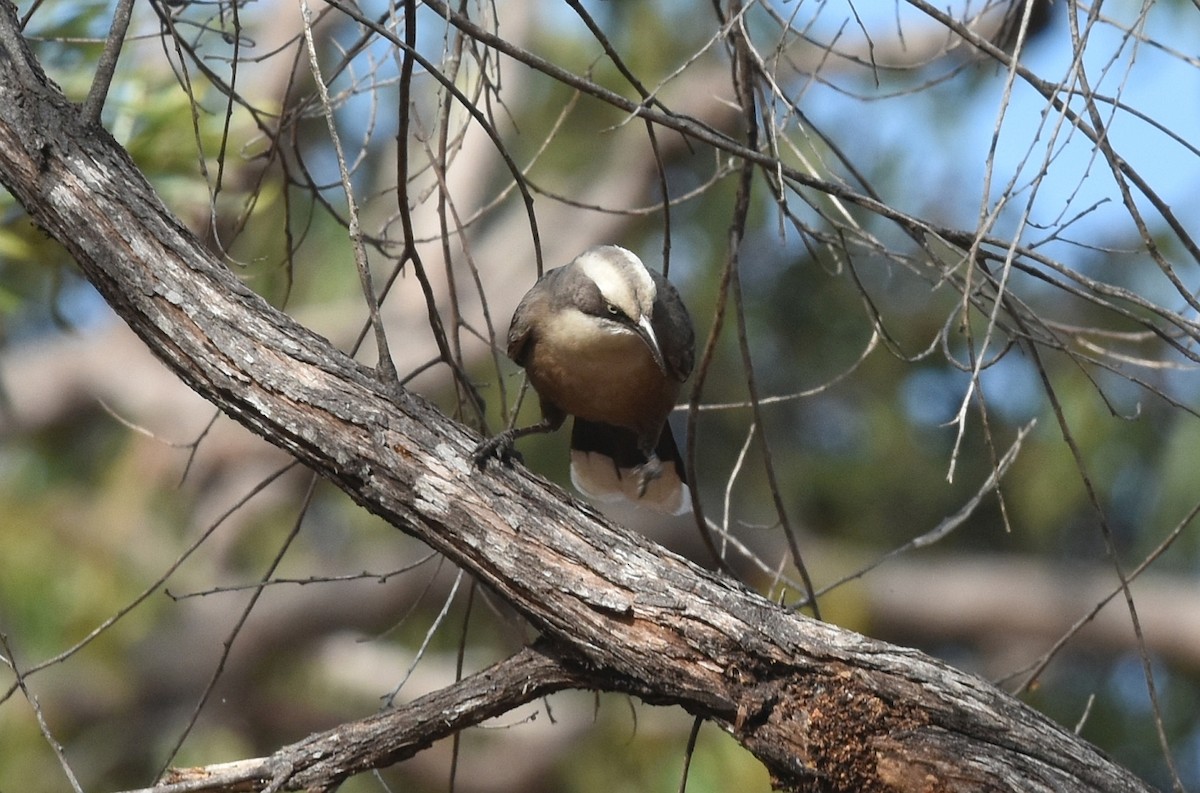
[80,0,135,125]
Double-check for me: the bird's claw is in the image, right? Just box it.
[635,457,663,498]
[472,434,523,468]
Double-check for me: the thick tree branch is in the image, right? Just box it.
[0,4,1155,791]
[119,643,581,793]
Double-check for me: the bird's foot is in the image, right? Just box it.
[472,432,524,469]
[635,456,664,498]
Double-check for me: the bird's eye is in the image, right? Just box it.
[606,303,622,316]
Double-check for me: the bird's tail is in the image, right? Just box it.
[569,418,690,515]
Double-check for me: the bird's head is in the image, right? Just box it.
[572,245,666,373]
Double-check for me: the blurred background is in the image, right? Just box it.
[2,0,1200,790]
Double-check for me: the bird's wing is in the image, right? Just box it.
[649,269,696,382]
[506,271,551,365]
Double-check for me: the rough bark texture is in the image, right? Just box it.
[0,4,1154,791]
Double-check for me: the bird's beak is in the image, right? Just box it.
[636,315,668,375]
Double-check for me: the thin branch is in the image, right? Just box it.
[80,0,135,125]
[805,419,1036,604]
[0,462,300,707]
[725,0,819,617]
[300,0,400,387]
[0,635,85,793]
[157,472,320,778]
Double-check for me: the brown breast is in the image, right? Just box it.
[525,308,678,437]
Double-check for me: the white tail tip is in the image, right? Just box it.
[570,449,691,515]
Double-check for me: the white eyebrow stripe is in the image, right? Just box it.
[575,246,657,308]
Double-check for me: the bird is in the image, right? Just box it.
[474,245,695,514]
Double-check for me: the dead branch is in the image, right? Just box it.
[117,643,578,793]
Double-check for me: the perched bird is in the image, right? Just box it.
[474,245,695,514]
